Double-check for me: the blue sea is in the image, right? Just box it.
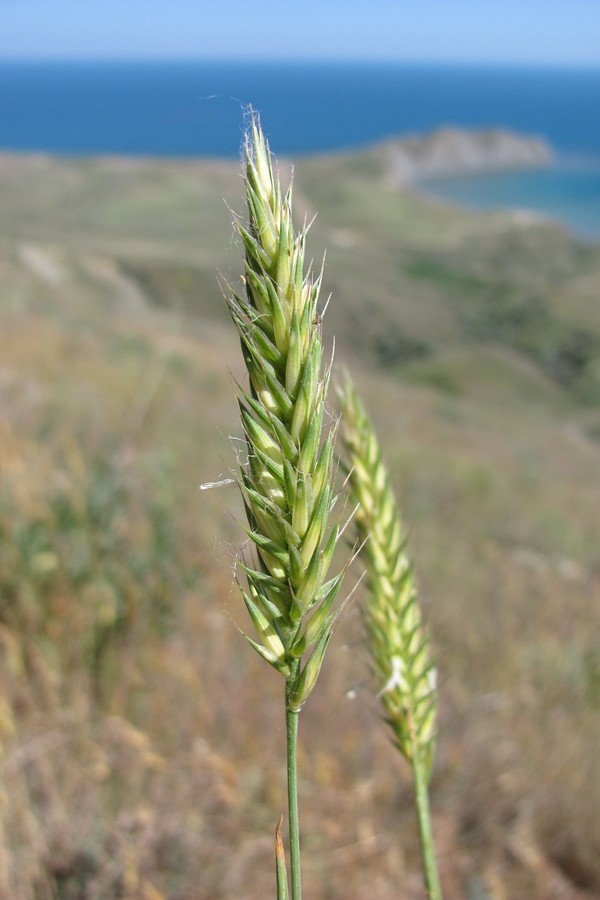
[1,61,600,237]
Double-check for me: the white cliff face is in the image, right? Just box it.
[379,127,553,187]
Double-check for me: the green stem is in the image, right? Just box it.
[285,667,302,900]
[410,734,443,900]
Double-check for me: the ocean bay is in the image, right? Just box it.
[422,162,600,238]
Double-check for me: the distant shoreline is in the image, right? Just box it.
[417,158,600,241]
[0,124,554,171]
[0,127,598,241]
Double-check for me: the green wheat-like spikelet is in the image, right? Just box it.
[339,375,437,775]
[226,116,344,711]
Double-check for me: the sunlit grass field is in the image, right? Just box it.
[1,144,600,898]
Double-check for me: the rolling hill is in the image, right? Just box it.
[1,141,599,899]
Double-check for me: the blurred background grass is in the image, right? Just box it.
[1,146,600,898]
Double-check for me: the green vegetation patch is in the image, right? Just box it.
[119,259,223,318]
[405,253,600,400]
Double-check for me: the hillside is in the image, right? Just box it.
[1,142,600,899]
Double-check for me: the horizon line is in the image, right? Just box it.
[1,56,600,71]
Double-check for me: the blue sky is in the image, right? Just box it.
[1,0,599,66]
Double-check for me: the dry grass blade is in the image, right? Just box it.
[275,815,289,900]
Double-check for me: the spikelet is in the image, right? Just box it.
[339,375,437,777]
[226,115,344,711]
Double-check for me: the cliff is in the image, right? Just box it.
[378,127,553,186]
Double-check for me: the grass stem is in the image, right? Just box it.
[285,665,302,900]
[410,719,442,900]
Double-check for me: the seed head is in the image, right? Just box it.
[226,115,344,710]
[339,374,437,777]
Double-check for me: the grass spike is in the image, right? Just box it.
[223,113,348,900]
[339,372,443,900]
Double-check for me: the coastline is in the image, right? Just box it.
[366,127,598,241]
[417,158,600,241]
